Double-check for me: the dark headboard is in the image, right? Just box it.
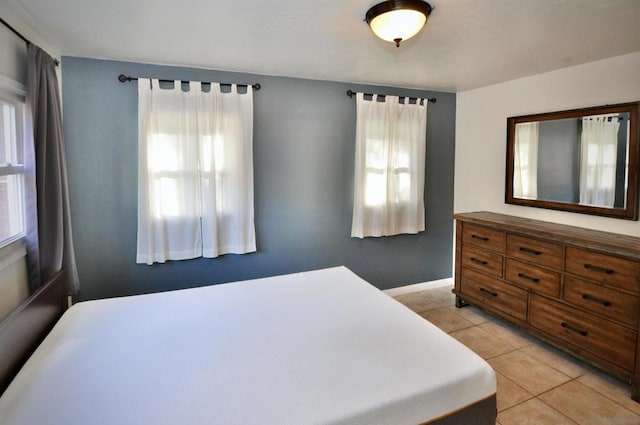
[0,269,68,395]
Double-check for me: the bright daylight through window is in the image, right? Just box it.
[351,92,427,238]
[0,93,25,247]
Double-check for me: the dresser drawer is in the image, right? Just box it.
[461,246,503,278]
[462,223,505,254]
[566,247,640,295]
[529,294,637,371]
[506,234,563,270]
[505,258,560,298]
[460,268,527,321]
[564,276,640,327]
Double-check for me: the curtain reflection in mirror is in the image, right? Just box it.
[579,114,620,207]
[513,122,539,199]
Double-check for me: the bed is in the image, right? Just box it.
[0,266,496,424]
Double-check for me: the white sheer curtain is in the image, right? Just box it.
[351,93,427,238]
[513,122,539,199]
[137,79,255,264]
[579,114,620,207]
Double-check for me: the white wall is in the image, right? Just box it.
[455,52,640,236]
[0,2,61,63]
[0,254,28,321]
[0,24,27,84]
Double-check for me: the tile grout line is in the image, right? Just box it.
[572,377,640,419]
[499,392,580,425]
[533,376,640,424]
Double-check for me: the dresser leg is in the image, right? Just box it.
[632,381,640,402]
[455,295,468,308]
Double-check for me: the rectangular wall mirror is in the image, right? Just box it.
[506,102,639,220]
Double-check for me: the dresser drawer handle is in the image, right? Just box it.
[471,234,490,241]
[584,264,614,275]
[470,257,488,266]
[479,287,498,297]
[582,294,612,307]
[517,273,540,283]
[561,322,588,336]
[519,247,541,256]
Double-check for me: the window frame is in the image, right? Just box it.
[0,75,27,251]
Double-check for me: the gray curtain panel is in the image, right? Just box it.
[27,44,79,293]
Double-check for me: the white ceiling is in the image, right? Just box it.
[4,0,640,92]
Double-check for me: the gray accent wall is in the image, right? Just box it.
[537,119,580,204]
[62,57,456,301]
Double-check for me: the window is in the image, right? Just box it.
[579,114,621,207]
[136,79,255,264]
[513,122,539,199]
[0,89,25,247]
[351,93,427,238]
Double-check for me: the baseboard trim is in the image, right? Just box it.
[383,277,453,297]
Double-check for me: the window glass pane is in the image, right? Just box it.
[1,100,17,165]
[149,133,181,172]
[365,170,386,206]
[396,172,411,203]
[365,137,386,169]
[0,174,24,243]
[153,177,180,218]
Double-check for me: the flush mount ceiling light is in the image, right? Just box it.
[365,0,432,47]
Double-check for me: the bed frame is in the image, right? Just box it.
[0,269,68,395]
[424,395,496,425]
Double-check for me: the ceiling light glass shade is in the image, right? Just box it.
[365,0,432,47]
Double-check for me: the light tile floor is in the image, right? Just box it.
[392,286,640,425]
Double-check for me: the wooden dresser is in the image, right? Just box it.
[453,211,640,399]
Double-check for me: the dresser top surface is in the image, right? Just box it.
[455,211,640,259]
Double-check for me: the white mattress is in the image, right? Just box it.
[0,266,495,425]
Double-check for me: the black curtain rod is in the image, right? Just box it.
[346,89,436,104]
[0,16,60,66]
[118,74,261,90]
[583,115,625,121]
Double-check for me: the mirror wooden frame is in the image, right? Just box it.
[505,102,640,220]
